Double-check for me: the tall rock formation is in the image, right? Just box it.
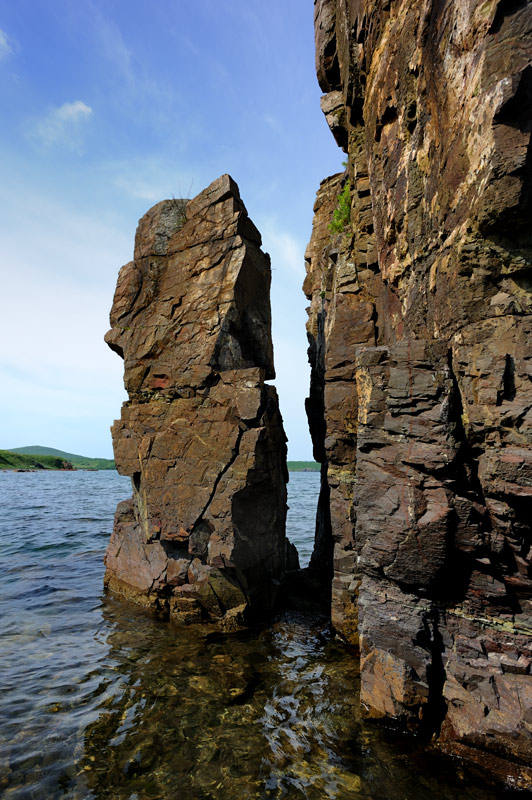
[105,175,296,629]
[306,0,532,786]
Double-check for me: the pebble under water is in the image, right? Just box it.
[0,470,516,799]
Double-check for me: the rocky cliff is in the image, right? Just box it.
[105,175,296,630]
[306,0,532,786]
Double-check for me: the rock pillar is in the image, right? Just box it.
[105,175,296,629]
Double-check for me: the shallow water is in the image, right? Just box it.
[0,470,515,799]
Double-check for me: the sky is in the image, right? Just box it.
[0,0,341,460]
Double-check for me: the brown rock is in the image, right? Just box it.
[104,175,296,626]
[307,0,532,785]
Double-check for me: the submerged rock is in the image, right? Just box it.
[307,0,532,786]
[105,175,296,627]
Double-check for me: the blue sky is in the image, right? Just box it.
[0,0,341,459]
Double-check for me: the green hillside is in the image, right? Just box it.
[287,461,320,472]
[0,450,73,471]
[8,446,115,470]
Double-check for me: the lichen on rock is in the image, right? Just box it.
[104,174,297,629]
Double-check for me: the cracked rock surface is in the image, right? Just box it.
[306,0,532,787]
[104,175,296,629]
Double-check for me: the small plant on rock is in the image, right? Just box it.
[328,180,351,234]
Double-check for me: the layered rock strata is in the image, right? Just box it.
[105,175,295,629]
[306,0,532,786]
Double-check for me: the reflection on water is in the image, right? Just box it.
[0,472,515,799]
[80,604,352,800]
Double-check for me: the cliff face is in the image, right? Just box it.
[105,175,296,629]
[306,0,532,785]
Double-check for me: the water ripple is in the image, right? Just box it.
[0,471,513,800]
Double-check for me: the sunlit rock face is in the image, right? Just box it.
[104,174,296,630]
[306,0,532,786]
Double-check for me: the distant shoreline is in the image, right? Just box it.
[287,461,320,472]
[2,464,321,473]
[2,446,115,471]
[2,448,320,473]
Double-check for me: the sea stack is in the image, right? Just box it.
[306,0,532,787]
[104,175,296,629]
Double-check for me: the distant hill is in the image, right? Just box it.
[0,450,73,471]
[8,446,115,470]
[287,461,320,472]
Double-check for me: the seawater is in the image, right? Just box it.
[0,470,513,800]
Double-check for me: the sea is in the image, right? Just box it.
[0,470,514,799]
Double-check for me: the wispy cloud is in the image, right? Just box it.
[263,114,284,136]
[260,221,305,278]
[107,157,199,203]
[31,100,93,153]
[0,28,13,61]
[86,3,135,91]
[86,2,177,115]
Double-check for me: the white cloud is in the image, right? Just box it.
[260,221,305,278]
[0,28,13,61]
[31,100,93,153]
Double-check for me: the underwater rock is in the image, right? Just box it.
[307,0,532,786]
[105,174,294,627]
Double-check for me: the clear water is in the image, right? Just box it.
[286,472,317,568]
[0,470,514,799]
